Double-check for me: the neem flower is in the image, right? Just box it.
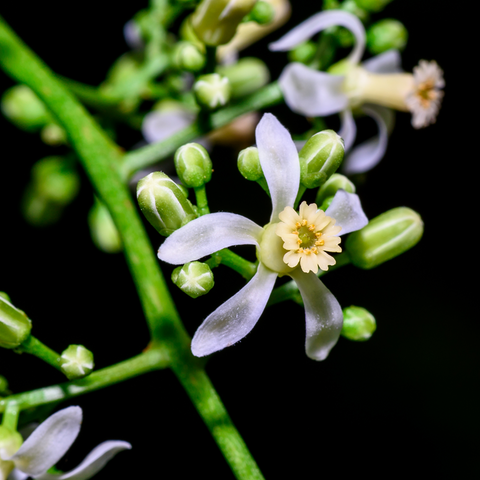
[269,10,445,174]
[157,113,368,360]
[0,406,130,480]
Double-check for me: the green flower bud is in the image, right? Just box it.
[1,84,53,132]
[193,73,231,110]
[247,1,275,24]
[299,130,345,189]
[288,41,317,65]
[0,296,32,349]
[316,173,355,206]
[172,262,214,298]
[346,207,424,269]
[58,344,94,380]
[217,57,270,99]
[175,143,213,188]
[88,199,123,253]
[367,19,408,55]
[137,172,197,236]
[341,306,376,341]
[353,0,392,12]
[40,123,67,146]
[173,41,206,72]
[0,426,23,478]
[237,147,263,181]
[190,0,257,46]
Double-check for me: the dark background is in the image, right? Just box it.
[1,1,476,478]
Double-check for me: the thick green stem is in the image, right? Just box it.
[1,402,20,430]
[208,249,258,281]
[19,335,62,372]
[194,185,210,215]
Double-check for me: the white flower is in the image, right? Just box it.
[269,10,445,174]
[0,406,131,480]
[157,113,368,361]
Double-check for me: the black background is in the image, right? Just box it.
[0,1,477,478]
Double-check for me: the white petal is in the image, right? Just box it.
[142,110,195,144]
[255,113,300,220]
[157,213,263,265]
[8,470,29,480]
[338,108,357,151]
[289,270,343,361]
[342,105,395,175]
[8,407,82,477]
[191,263,277,357]
[34,441,132,480]
[362,49,402,74]
[278,63,348,118]
[325,189,368,235]
[269,10,365,64]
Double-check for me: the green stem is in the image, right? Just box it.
[120,82,284,178]
[194,185,210,215]
[208,249,258,281]
[204,46,218,74]
[1,402,20,430]
[19,335,62,372]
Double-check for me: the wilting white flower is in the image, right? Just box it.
[269,10,445,174]
[0,406,130,480]
[157,113,368,360]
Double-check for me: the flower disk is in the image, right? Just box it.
[276,201,342,274]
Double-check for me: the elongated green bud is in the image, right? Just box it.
[190,0,257,46]
[175,143,213,187]
[193,73,231,110]
[88,199,123,253]
[217,57,269,99]
[316,173,355,207]
[237,147,263,181]
[346,207,423,269]
[172,262,215,298]
[58,344,94,380]
[173,41,206,72]
[341,306,376,341]
[299,130,345,189]
[137,172,197,236]
[367,19,408,54]
[0,296,32,349]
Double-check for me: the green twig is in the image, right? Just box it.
[208,249,258,281]
[18,335,62,372]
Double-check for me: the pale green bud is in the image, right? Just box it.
[193,73,231,110]
[172,262,215,298]
[175,143,213,187]
[40,123,67,146]
[316,173,355,206]
[346,207,423,269]
[0,426,23,478]
[137,172,197,236]
[341,306,376,341]
[190,0,257,46]
[0,296,32,349]
[367,19,408,55]
[288,41,317,65]
[353,0,392,12]
[173,41,206,72]
[1,85,52,132]
[237,147,263,181]
[217,57,270,99]
[246,1,275,24]
[58,344,94,380]
[299,130,345,189]
[88,200,123,253]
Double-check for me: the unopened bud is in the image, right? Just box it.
[172,262,215,298]
[137,172,197,236]
[316,173,355,208]
[367,19,408,55]
[190,0,257,46]
[193,73,231,110]
[173,41,206,72]
[299,130,345,189]
[1,85,52,132]
[58,344,94,380]
[346,207,423,269]
[341,306,376,341]
[88,200,123,253]
[217,57,270,99]
[0,296,32,349]
[175,143,213,187]
[238,147,263,181]
[353,0,392,12]
[247,1,275,24]
[288,41,317,64]
[0,426,23,478]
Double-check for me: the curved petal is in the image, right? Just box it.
[325,189,368,235]
[142,110,195,144]
[362,49,402,74]
[255,113,300,220]
[269,10,365,64]
[279,63,348,118]
[191,263,277,357]
[338,108,357,151]
[342,105,395,175]
[8,407,82,477]
[289,270,343,361]
[157,213,263,265]
[34,441,132,480]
